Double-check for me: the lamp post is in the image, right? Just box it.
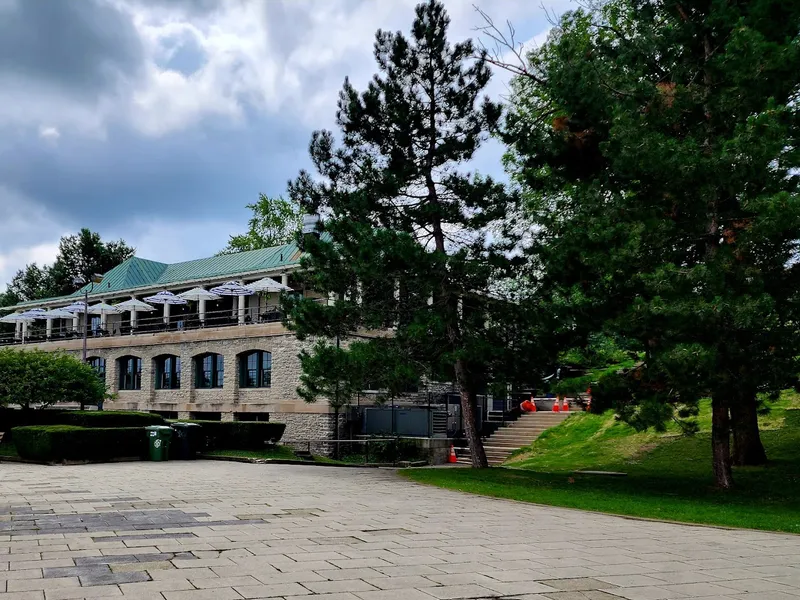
[72,274,104,362]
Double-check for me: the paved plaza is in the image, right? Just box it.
[1,462,799,600]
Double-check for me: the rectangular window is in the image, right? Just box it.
[119,357,141,390]
[240,351,272,388]
[216,354,224,387]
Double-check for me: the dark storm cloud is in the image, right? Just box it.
[0,0,143,96]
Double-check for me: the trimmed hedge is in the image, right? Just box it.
[178,421,286,450]
[0,410,165,437]
[12,425,147,462]
[60,411,165,428]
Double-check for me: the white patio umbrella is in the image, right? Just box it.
[143,290,187,324]
[18,308,48,319]
[210,281,254,324]
[1,312,33,341]
[45,308,81,319]
[43,308,80,337]
[114,298,155,330]
[62,300,88,313]
[245,277,293,293]
[0,312,31,323]
[88,302,122,332]
[178,287,221,324]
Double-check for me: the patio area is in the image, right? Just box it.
[1,461,799,599]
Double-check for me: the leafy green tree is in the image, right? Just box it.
[4,229,134,301]
[504,0,800,487]
[48,228,134,297]
[220,194,303,254]
[0,349,106,410]
[7,263,54,301]
[284,0,541,467]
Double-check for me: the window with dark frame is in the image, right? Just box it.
[195,353,224,388]
[155,355,181,390]
[239,350,272,388]
[118,356,142,390]
[87,357,106,383]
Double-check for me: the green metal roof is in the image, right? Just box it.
[14,242,303,308]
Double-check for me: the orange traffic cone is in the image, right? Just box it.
[553,396,560,412]
[448,445,458,464]
[562,398,569,412]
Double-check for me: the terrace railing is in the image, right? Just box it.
[0,305,297,347]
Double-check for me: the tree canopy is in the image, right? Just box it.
[4,229,135,302]
[0,349,106,410]
[220,194,303,254]
[504,0,800,487]
[284,0,547,467]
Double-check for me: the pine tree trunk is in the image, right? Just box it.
[454,358,488,468]
[731,394,767,466]
[711,395,734,489]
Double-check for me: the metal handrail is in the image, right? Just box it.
[0,301,331,347]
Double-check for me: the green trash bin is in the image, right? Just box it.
[145,425,173,461]
[170,423,202,460]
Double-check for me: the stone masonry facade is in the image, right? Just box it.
[24,323,338,442]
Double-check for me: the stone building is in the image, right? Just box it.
[0,243,341,441]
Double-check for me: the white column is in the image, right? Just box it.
[100,312,108,331]
[281,273,289,287]
[72,314,79,333]
[46,318,53,339]
[15,321,21,340]
[238,295,246,324]
[199,298,206,324]
[130,309,137,330]
[163,303,170,324]
[21,320,27,342]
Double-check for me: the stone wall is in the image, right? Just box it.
[41,330,331,420]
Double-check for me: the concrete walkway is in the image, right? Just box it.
[0,461,798,599]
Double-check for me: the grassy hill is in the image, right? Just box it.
[402,392,800,533]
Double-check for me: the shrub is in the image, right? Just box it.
[177,421,286,450]
[0,349,105,409]
[12,425,147,462]
[61,411,165,428]
[0,410,165,440]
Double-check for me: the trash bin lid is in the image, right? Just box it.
[146,425,173,431]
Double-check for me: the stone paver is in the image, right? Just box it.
[0,462,799,600]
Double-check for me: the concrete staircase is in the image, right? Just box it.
[457,411,571,466]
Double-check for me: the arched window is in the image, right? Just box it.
[118,356,142,390]
[154,355,181,390]
[239,350,272,388]
[87,357,106,382]
[194,353,224,389]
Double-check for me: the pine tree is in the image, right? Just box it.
[504,0,800,487]
[285,0,538,467]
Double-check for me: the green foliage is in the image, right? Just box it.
[0,349,106,410]
[404,406,800,533]
[0,409,164,436]
[177,420,286,450]
[220,194,303,254]
[504,0,800,481]
[12,425,146,462]
[203,447,298,460]
[283,0,551,465]
[4,228,134,301]
[60,411,165,428]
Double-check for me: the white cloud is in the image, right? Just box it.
[38,125,60,142]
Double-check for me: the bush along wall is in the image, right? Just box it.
[179,421,286,451]
[12,426,148,462]
[0,410,165,440]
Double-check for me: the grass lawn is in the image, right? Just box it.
[402,392,800,534]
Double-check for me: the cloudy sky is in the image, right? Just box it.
[0,0,570,287]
